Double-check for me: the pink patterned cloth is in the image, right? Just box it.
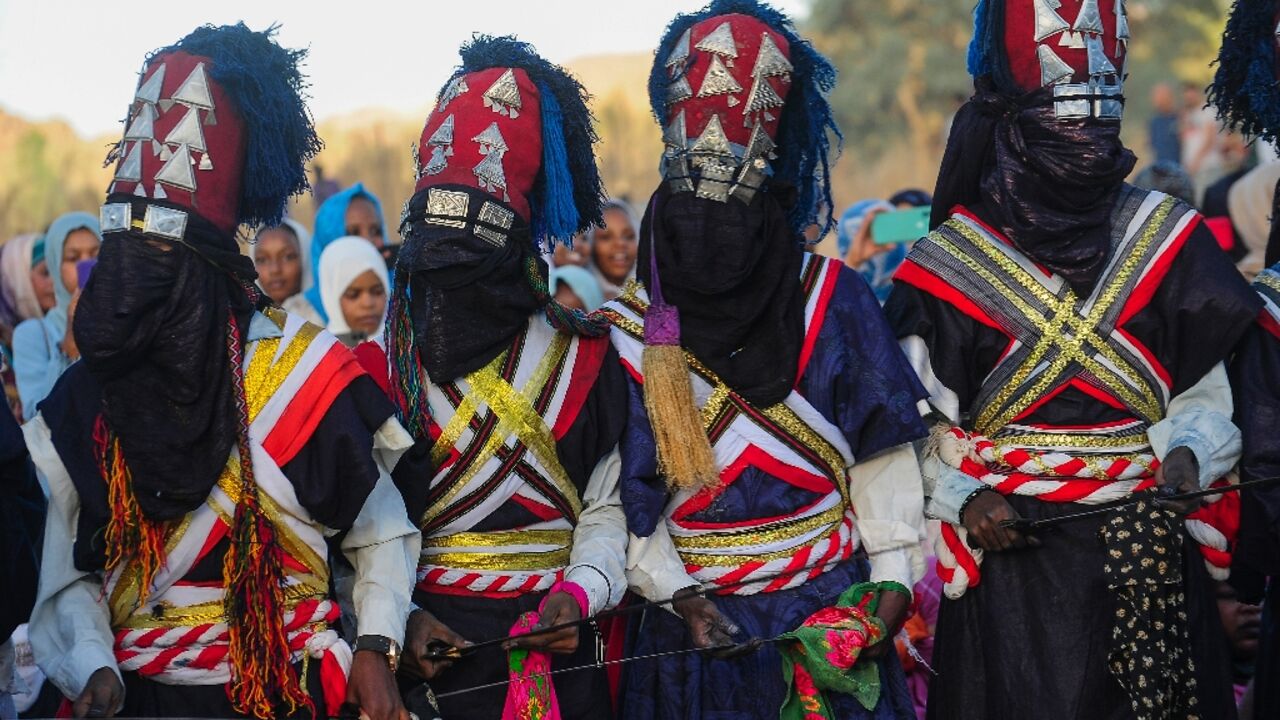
[501,611,562,720]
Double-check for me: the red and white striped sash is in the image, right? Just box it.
[601,255,859,595]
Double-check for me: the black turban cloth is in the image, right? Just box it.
[398,185,545,384]
[637,181,805,408]
[931,82,1137,295]
[72,196,259,521]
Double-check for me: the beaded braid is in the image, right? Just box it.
[385,266,432,441]
[525,256,610,337]
[221,308,313,720]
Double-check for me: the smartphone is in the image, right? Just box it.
[870,206,930,246]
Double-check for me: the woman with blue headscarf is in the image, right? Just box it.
[12,212,100,420]
[838,199,905,304]
[306,182,386,322]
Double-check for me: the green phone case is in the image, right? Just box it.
[870,206,931,245]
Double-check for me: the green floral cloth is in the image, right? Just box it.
[778,581,905,719]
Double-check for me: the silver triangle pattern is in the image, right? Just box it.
[697,55,743,99]
[152,184,167,199]
[114,141,143,182]
[1059,30,1085,49]
[689,114,734,159]
[198,153,212,171]
[1115,0,1130,41]
[1085,34,1117,76]
[667,75,694,104]
[171,62,215,111]
[134,183,148,198]
[124,104,157,142]
[752,33,792,78]
[428,114,455,147]
[473,151,508,198]
[744,74,785,116]
[663,110,687,151]
[1072,0,1104,35]
[665,28,692,72]
[154,143,197,192]
[695,22,739,61]
[1037,45,1075,86]
[438,77,470,112]
[135,64,166,106]
[163,106,207,152]
[472,122,509,154]
[1033,0,1070,43]
[482,68,522,118]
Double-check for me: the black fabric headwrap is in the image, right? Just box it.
[931,82,1137,294]
[637,182,804,408]
[398,186,544,383]
[73,196,258,521]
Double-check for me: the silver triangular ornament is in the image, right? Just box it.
[753,33,792,78]
[689,114,734,159]
[204,108,216,126]
[124,103,157,141]
[1059,30,1085,49]
[663,110,687,151]
[171,62,215,110]
[697,55,743,98]
[158,145,173,161]
[473,150,508,193]
[1085,34,1116,75]
[425,145,449,175]
[472,122,509,153]
[742,122,776,163]
[163,106,206,152]
[1033,0,1070,42]
[152,184,167,199]
[667,75,693,104]
[152,139,163,156]
[135,64,166,106]
[114,141,143,182]
[482,68,523,117]
[198,153,212,171]
[154,143,197,191]
[695,22,738,60]
[1115,0,1130,40]
[1072,0,1104,35]
[134,183,148,198]
[1037,45,1075,86]
[744,74,785,114]
[438,77,469,111]
[428,114,455,147]
[665,28,691,70]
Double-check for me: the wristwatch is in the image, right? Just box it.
[354,634,402,672]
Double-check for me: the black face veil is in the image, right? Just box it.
[74,198,259,520]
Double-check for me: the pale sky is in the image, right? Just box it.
[0,0,806,137]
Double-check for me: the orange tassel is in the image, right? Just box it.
[95,417,167,606]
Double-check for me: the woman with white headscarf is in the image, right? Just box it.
[12,212,100,419]
[250,218,323,324]
[0,235,45,338]
[318,236,389,346]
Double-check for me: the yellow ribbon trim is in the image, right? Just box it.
[670,503,845,553]
[429,528,573,549]
[424,548,572,571]
[940,201,1173,435]
[243,320,323,423]
[424,332,582,528]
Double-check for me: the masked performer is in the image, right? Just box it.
[357,36,628,719]
[598,2,930,718]
[1211,2,1280,715]
[27,24,419,720]
[884,2,1261,718]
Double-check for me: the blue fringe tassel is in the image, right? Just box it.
[537,82,581,245]
[153,23,322,228]
[967,0,992,77]
[648,0,841,238]
[451,35,604,248]
[1209,0,1280,148]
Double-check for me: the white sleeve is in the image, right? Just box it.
[23,415,122,702]
[899,335,960,423]
[848,443,927,590]
[625,520,698,615]
[341,418,422,645]
[1147,363,1241,488]
[565,448,628,616]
